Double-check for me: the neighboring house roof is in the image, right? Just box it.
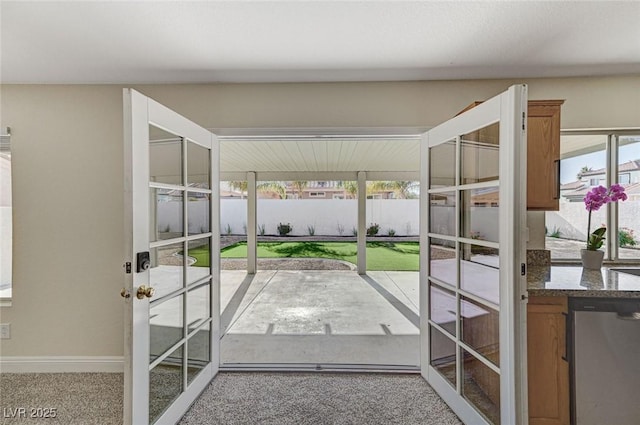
[560,180,586,191]
[580,160,640,177]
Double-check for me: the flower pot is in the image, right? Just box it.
[581,249,604,270]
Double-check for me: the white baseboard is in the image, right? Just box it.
[0,356,124,373]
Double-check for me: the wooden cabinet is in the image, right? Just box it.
[527,296,570,425]
[456,99,564,210]
[527,100,564,211]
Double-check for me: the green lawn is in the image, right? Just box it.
[218,241,419,271]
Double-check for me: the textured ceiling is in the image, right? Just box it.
[2,1,639,83]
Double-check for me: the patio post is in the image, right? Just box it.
[247,171,257,274]
[357,171,366,274]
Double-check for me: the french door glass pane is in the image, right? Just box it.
[460,243,499,305]
[186,238,211,284]
[461,188,499,243]
[430,191,456,236]
[461,123,500,184]
[187,283,210,331]
[150,243,185,298]
[149,125,182,185]
[618,136,640,259]
[187,141,211,188]
[461,295,499,366]
[149,345,184,424]
[150,295,184,360]
[429,283,457,336]
[188,192,210,235]
[429,238,456,286]
[187,323,211,385]
[150,188,183,242]
[462,348,500,425]
[430,140,456,188]
[430,325,457,388]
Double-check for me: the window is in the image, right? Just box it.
[547,132,640,261]
[309,192,325,198]
[1,128,11,300]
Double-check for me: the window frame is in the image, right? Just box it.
[554,129,640,263]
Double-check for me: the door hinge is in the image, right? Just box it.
[522,112,526,131]
[124,262,132,274]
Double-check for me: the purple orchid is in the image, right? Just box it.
[584,184,628,250]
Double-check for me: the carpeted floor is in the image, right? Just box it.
[180,372,462,425]
[0,373,123,425]
[0,372,461,425]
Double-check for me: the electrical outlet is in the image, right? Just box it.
[0,323,11,339]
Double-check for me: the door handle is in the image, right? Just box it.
[553,159,561,200]
[561,311,569,362]
[136,285,155,300]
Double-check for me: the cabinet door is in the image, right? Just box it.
[527,101,563,211]
[527,296,570,425]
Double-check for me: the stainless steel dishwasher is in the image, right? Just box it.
[570,297,640,425]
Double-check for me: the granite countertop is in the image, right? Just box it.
[527,265,640,298]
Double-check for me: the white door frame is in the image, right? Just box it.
[420,85,529,424]
[123,88,220,425]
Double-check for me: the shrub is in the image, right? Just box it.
[307,225,316,236]
[387,229,396,236]
[336,222,345,236]
[367,223,380,237]
[619,227,637,247]
[277,222,292,236]
[546,226,561,238]
[351,227,358,236]
[258,224,266,236]
[225,224,232,235]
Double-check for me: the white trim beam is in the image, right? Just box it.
[357,171,366,275]
[247,172,257,274]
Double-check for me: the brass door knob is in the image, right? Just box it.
[136,285,155,300]
[120,288,131,299]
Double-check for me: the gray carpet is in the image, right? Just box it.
[180,372,462,425]
[0,373,123,425]
[0,372,462,425]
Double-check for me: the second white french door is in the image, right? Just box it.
[124,89,221,424]
[420,85,529,424]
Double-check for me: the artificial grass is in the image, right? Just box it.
[219,241,419,271]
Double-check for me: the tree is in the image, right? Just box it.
[228,181,248,199]
[337,180,358,199]
[290,181,308,199]
[577,166,593,180]
[257,181,286,199]
[368,181,419,199]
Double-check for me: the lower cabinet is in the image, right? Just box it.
[528,296,570,425]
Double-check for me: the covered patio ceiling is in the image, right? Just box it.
[220,137,421,180]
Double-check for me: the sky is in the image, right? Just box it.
[560,139,640,185]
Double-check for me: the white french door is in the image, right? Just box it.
[419,85,529,424]
[123,89,220,425]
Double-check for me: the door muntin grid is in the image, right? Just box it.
[427,122,503,424]
[148,126,214,423]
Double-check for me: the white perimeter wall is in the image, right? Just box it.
[546,201,640,242]
[2,76,639,360]
[159,199,500,241]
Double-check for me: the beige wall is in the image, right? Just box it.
[1,76,638,358]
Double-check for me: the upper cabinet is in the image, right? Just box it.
[527,100,564,211]
[457,99,564,211]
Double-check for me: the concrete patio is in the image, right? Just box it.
[219,270,421,367]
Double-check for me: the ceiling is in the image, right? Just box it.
[2,1,639,84]
[220,138,420,175]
